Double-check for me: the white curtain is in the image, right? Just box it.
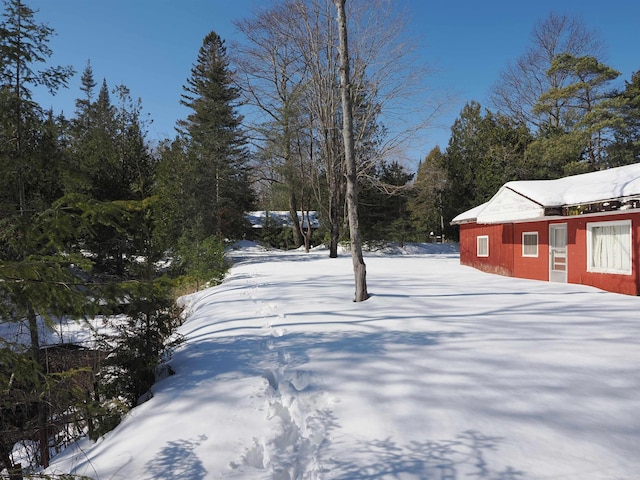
[591,223,631,273]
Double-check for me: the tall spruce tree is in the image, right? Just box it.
[176,31,254,240]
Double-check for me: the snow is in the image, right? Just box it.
[44,242,640,479]
[507,162,640,207]
[452,163,640,224]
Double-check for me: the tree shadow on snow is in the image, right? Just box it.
[329,430,524,480]
[143,435,208,480]
[171,329,462,385]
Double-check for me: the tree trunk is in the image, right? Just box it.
[301,209,312,253]
[288,191,303,248]
[27,303,50,468]
[328,183,340,258]
[335,0,368,302]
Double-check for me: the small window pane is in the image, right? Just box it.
[477,235,489,257]
[522,232,538,257]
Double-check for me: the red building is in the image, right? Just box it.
[451,163,640,296]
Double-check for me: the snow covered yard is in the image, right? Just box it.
[46,243,640,479]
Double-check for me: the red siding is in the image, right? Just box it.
[513,222,549,281]
[565,213,640,296]
[459,223,513,276]
[458,211,640,295]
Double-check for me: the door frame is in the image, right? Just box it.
[549,223,568,283]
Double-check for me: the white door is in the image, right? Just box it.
[549,223,567,283]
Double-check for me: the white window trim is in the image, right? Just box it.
[586,219,632,275]
[477,235,489,257]
[522,231,539,258]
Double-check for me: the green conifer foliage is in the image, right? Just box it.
[0,0,74,215]
[533,53,621,170]
[358,161,414,243]
[176,31,255,240]
[408,147,448,241]
[441,102,533,234]
[607,71,640,166]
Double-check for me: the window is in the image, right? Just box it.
[522,232,539,257]
[477,235,489,257]
[587,220,632,275]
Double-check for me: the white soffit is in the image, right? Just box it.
[476,187,544,224]
[451,202,487,224]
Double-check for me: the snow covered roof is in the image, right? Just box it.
[452,163,640,225]
[451,202,488,224]
[245,211,321,229]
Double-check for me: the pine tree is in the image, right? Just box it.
[533,53,621,170]
[176,31,254,240]
[607,71,640,166]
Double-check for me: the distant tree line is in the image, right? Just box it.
[233,6,639,247]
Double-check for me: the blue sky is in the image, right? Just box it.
[26,0,639,165]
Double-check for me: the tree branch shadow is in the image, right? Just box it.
[330,430,524,480]
[143,435,207,480]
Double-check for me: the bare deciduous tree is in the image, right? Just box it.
[234,4,310,247]
[335,0,368,301]
[235,0,440,260]
[491,12,604,130]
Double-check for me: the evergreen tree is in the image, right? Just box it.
[441,102,489,228]
[533,54,621,171]
[0,0,73,215]
[523,127,585,177]
[481,110,533,185]
[408,147,448,241]
[0,2,74,468]
[76,60,97,119]
[0,195,107,471]
[67,73,158,277]
[97,278,184,413]
[359,160,414,243]
[0,6,182,470]
[68,78,119,200]
[154,138,230,287]
[442,102,533,236]
[607,71,640,166]
[176,31,254,240]
[153,137,189,250]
